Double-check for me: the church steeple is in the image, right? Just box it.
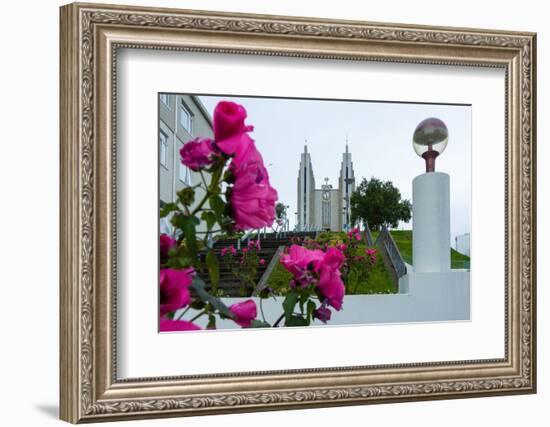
[339,138,356,231]
[297,142,315,231]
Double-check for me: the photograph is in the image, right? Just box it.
[57,2,536,422]
[158,94,471,332]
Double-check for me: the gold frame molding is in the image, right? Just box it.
[59,2,537,423]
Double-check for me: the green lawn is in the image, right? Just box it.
[387,230,470,269]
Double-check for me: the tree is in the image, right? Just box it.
[350,177,411,231]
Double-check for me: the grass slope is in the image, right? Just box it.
[388,230,470,269]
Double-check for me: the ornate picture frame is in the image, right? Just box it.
[60,2,536,423]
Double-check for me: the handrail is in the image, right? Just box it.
[253,245,286,296]
[363,221,374,246]
[376,225,407,279]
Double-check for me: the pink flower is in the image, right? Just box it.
[218,133,260,167]
[317,266,345,311]
[259,258,266,266]
[338,243,348,251]
[248,239,261,250]
[229,299,257,327]
[159,268,195,316]
[313,306,332,324]
[230,161,278,230]
[280,245,345,310]
[229,246,237,255]
[220,247,228,256]
[280,245,325,279]
[323,247,345,270]
[159,318,201,332]
[213,101,254,143]
[160,234,176,263]
[179,137,217,171]
[366,248,377,262]
[241,247,249,254]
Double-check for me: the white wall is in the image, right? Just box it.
[0,1,546,427]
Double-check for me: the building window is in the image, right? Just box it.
[160,93,171,107]
[179,101,193,133]
[159,130,168,167]
[179,162,192,186]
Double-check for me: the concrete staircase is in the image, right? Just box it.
[200,232,317,296]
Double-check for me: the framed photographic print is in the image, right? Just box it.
[59,2,537,423]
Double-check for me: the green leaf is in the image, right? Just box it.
[206,314,217,330]
[286,315,309,327]
[282,292,298,323]
[209,195,225,220]
[173,215,200,261]
[201,211,217,231]
[190,276,233,319]
[205,249,220,293]
[307,300,316,321]
[160,202,179,218]
[250,320,271,328]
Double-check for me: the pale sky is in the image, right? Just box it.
[198,95,471,242]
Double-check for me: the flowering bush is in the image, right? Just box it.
[220,240,263,296]
[159,101,278,331]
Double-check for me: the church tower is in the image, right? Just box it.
[338,142,356,231]
[297,144,316,231]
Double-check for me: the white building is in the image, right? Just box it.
[296,144,356,231]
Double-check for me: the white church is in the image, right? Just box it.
[297,143,356,231]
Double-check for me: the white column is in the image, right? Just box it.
[412,172,451,272]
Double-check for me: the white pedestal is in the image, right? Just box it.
[412,172,451,272]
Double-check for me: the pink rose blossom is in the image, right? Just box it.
[159,267,195,316]
[259,258,266,266]
[179,137,217,171]
[366,248,377,262]
[280,245,345,310]
[218,133,260,167]
[230,161,278,230]
[220,247,228,256]
[323,247,345,271]
[160,234,176,263]
[213,101,254,142]
[317,266,345,310]
[248,239,261,250]
[229,299,257,327]
[313,306,332,324]
[280,245,325,279]
[241,247,249,254]
[338,243,348,251]
[229,245,237,255]
[159,318,201,332]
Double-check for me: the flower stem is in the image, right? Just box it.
[190,310,207,322]
[272,313,285,327]
[175,305,191,321]
[259,298,267,323]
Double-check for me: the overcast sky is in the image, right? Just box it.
[198,95,471,242]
